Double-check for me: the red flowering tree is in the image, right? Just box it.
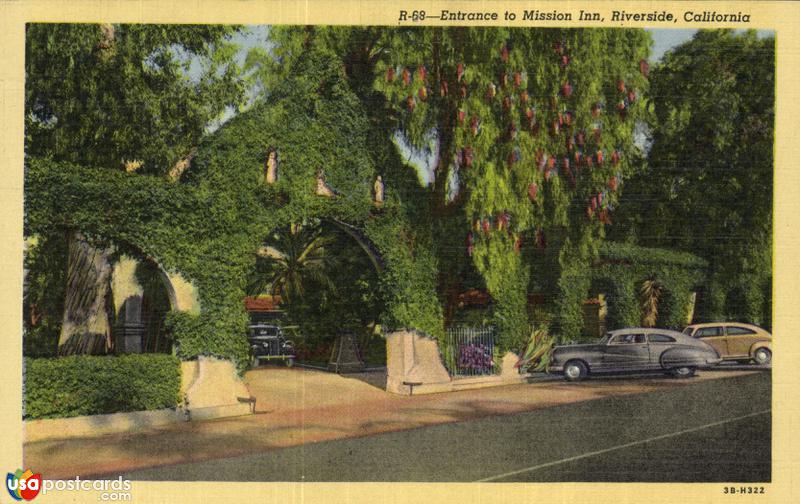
[373,28,651,347]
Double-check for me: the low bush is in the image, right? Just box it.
[24,354,181,420]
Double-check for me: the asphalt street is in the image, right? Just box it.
[118,369,771,482]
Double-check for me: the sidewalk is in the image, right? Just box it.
[24,367,756,479]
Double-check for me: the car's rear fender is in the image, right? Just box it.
[659,347,708,369]
[749,341,771,358]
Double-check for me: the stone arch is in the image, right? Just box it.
[326,218,385,273]
[110,246,201,353]
[159,269,201,314]
[252,216,384,305]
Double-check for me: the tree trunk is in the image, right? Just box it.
[57,233,114,355]
[430,28,454,216]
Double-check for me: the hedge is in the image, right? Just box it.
[24,354,182,420]
[551,241,708,342]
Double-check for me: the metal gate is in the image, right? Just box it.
[444,326,497,378]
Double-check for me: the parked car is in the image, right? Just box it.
[547,328,722,381]
[682,322,771,365]
[248,324,296,367]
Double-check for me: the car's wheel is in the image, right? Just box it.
[563,360,588,382]
[753,348,771,366]
[670,366,696,378]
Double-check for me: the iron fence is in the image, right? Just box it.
[444,326,498,378]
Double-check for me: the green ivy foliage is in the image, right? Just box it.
[25,38,445,369]
[28,26,733,366]
[611,30,773,329]
[371,28,652,351]
[24,355,181,419]
[553,242,708,341]
[25,24,244,173]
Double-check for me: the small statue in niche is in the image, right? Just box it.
[123,159,143,173]
[316,168,337,197]
[265,148,279,185]
[373,175,384,206]
[168,147,197,182]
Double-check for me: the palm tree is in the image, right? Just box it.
[639,277,663,327]
[250,222,337,305]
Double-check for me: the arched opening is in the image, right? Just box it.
[23,231,185,357]
[583,278,615,338]
[246,218,386,369]
[121,258,174,354]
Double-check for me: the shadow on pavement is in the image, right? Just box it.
[338,369,388,390]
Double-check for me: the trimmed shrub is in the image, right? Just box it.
[24,354,181,420]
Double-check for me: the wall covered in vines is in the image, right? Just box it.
[26,41,444,371]
[551,241,709,342]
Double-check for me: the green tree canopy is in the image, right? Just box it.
[612,29,774,325]
[255,27,652,347]
[26,23,244,172]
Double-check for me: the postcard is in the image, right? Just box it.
[1,1,797,503]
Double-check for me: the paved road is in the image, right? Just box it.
[117,370,770,482]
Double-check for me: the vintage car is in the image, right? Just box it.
[547,328,722,381]
[682,322,771,365]
[248,324,296,367]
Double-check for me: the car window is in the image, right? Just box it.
[251,326,278,337]
[694,326,722,338]
[648,334,676,343]
[682,327,694,335]
[610,333,646,344]
[726,326,757,336]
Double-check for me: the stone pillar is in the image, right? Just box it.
[164,271,201,314]
[181,357,254,420]
[386,330,451,395]
[499,352,522,379]
[328,331,365,373]
[112,256,145,354]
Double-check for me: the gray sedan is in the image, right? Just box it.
[547,328,722,381]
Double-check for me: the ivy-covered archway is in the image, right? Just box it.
[550,242,708,342]
[25,47,442,371]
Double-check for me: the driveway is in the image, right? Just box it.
[24,365,762,479]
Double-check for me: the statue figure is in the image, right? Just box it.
[265,149,278,185]
[316,168,336,197]
[373,175,384,206]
